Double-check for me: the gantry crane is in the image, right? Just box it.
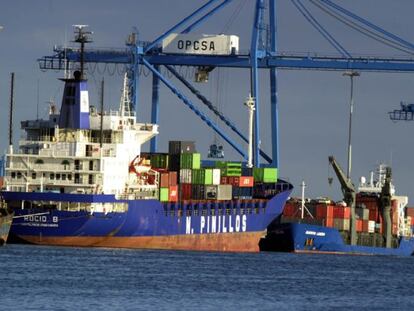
[37,0,414,169]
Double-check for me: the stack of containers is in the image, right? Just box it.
[252,167,278,198]
[217,162,255,199]
[315,204,334,227]
[158,171,178,202]
[332,206,351,231]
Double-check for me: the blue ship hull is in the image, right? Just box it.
[260,223,414,256]
[2,186,292,252]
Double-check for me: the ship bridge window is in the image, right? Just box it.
[11,172,16,179]
[50,173,55,180]
[17,172,22,179]
[32,173,36,179]
[56,174,61,180]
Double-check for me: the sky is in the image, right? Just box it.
[0,0,413,204]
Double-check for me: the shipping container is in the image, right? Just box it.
[217,184,232,200]
[356,219,363,232]
[355,208,369,220]
[191,184,206,200]
[169,171,177,186]
[368,220,375,233]
[180,153,201,169]
[316,204,334,219]
[205,185,218,200]
[239,176,254,188]
[159,173,170,188]
[241,167,253,177]
[324,217,334,227]
[333,206,351,219]
[179,169,192,184]
[179,183,192,201]
[159,187,169,202]
[406,207,414,218]
[253,167,278,183]
[362,220,369,232]
[162,33,239,55]
[168,141,196,155]
[168,154,181,171]
[169,185,178,202]
[151,153,169,169]
[333,218,350,231]
[212,168,221,185]
[192,168,213,185]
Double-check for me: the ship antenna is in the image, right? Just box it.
[72,25,92,79]
[8,72,15,152]
[100,79,104,148]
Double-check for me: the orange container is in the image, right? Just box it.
[362,220,369,232]
[325,217,334,227]
[356,219,363,232]
[239,176,254,188]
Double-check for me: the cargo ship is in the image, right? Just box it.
[260,160,414,256]
[0,198,13,246]
[0,30,292,252]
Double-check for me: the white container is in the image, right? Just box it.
[179,169,192,184]
[212,168,221,185]
[162,33,239,55]
[368,220,375,233]
[217,184,232,200]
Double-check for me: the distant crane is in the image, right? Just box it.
[389,102,414,121]
[328,156,357,246]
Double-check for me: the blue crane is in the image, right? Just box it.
[38,0,414,167]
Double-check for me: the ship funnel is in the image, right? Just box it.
[58,70,90,129]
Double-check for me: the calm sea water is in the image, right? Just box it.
[0,244,413,311]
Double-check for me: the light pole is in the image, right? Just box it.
[343,71,360,182]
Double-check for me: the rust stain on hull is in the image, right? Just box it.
[18,231,266,252]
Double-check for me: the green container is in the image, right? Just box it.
[151,154,169,169]
[192,168,213,185]
[159,187,169,202]
[215,161,242,169]
[180,153,201,169]
[253,167,278,183]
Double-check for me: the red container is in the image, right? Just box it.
[239,176,254,188]
[362,220,369,232]
[316,204,334,219]
[0,177,3,188]
[333,206,351,219]
[407,207,414,218]
[169,171,177,186]
[220,176,229,184]
[283,203,298,217]
[368,208,379,222]
[169,185,178,202]
[356,219,363,232]
[160,173,170,188]
[179,183,192,200]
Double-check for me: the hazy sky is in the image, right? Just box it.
[1,0,413,204]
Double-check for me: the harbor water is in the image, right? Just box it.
[0,245,413,310]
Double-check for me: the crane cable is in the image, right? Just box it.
[310,0,414,56]
[290,0,351,58]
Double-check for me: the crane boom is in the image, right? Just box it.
[328,155,357,245]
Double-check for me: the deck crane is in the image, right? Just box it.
[380,167,392,248]
[37,0,414,169]
[328,156,357,245]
